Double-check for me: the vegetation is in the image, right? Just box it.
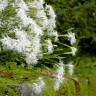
[45,0,96,56]
[0,0,96,96]
[0,56,96,95]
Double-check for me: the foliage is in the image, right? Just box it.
[0,50,25,65]
[0,0,96,95]
[0,56,96,95]
[0,3,19,37]
[45,0,96,56]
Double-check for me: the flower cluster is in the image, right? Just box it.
[32,77,45,95]
[0,0,58,64]
[54,60,65,91]
[0,0,8,11]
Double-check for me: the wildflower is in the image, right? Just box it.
[47,39,53,54]
[66,32,76,45]
[0,0,8,11]
[32,77,45,95]
[64,47,77,56]
[46,5,56,34]
[18,77,45,96]
[46,5,56,18]
[0,0,57,65]
[52,30,58,37]
[1,30,31,53]
[54,61,64,91]
[71,47,77,56]
[50,30,58,42]
[67,61,74,75]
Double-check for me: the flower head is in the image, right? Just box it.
[32,77,45,95]
[71,47,77,56]
[47,39,54,54]
[0,0,8,11]
[54,60,65,91]
[67,61,74,75]
[67,32,76,45]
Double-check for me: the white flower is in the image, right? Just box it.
[67,61,74,75]
[18,0,28,11]
[28,0,45,9]
[0,0,58,65]
[71,47,77,56]
[0,0,8,11]
[45,5,57,35]
[47,39,53,54]
[56,61,64,75]
[26,35,42,64]
[36,9,48,29]
[28,0,48,29]
[1,29,31,52]
[26,53,38,64]
[66,32,76,45]
[63,47,77,56]
[18,77,45,96]
[38,77,45,89]
[46,5,56,18]
[50,30,58,42]
[32,77,45,95]
[1,29,42,64]
[54,75,64,91]
[35,0,45,9]
[54,61,65,91]
[17,8,29,26]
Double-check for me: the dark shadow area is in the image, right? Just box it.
[79,37,96,55]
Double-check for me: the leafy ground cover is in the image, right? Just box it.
[0,56,96,96]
